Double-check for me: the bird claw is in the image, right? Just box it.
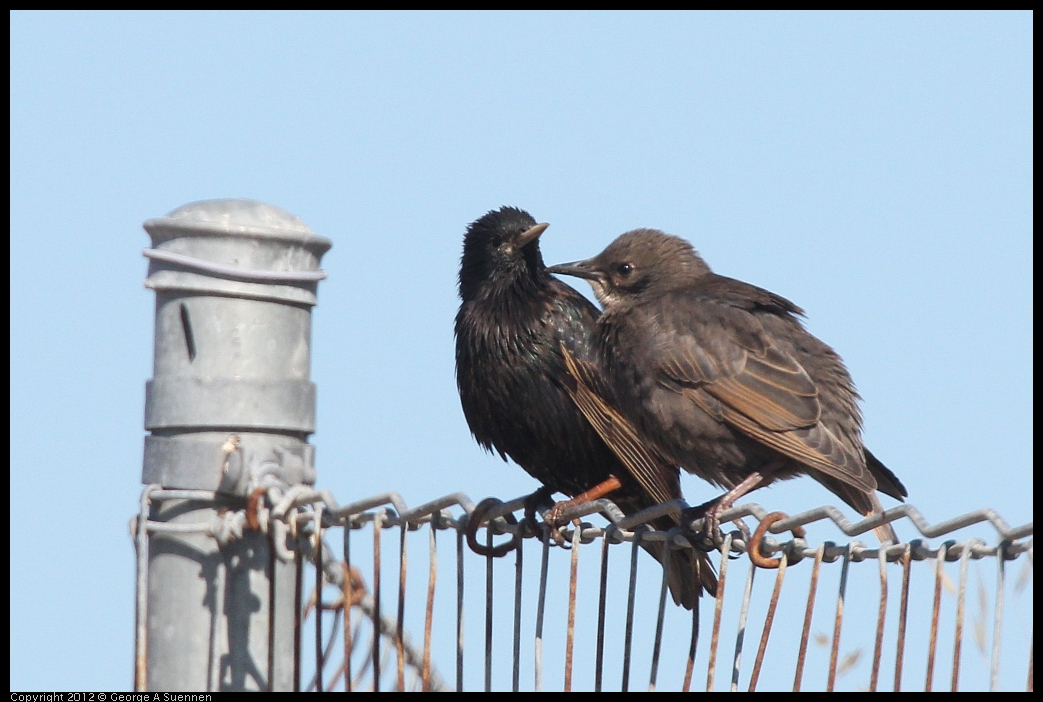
[523,486,556,537]
[542,501,570,529]
[541,502,573,547]
[547,524,569,548]
[704,509,727,551]
[682,500,727,551]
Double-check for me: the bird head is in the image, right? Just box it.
[547,228,711,308]
[459,206,550,301]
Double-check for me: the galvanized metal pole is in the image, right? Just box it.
[139,199,331,692]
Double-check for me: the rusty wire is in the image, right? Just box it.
[511,523,522,692]
[952,537,980,691]
[595,534,610,691]
[826,542,851,691]
[748,551,787,691]
[565,519,581,690]
[895,542,912,691]
[132,486,1032,692]
[731,545,758,691]
[647,529,672,691]
[869,542,887,690]
[422,527,436,691]
[992,541,1007,691]
[622,527,643,691]
[706,531,732,692]
[793,542,823,691]
[926,541,947,690]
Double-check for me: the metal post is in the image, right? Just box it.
[139,199,331,691]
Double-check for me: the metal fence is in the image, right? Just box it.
[132,484,1033,692]
[132,199,1031,692]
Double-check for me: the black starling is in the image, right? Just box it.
[455,208,716,608]
[548,229,907,543]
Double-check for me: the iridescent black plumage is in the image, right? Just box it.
[455,207,715,608]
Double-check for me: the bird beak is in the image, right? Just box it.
[516,222,550,249]
[547,258,600,281]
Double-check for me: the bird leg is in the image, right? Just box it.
[700,472,768,549]
[522,485,557,536]
[698,460,787,549]
[543,475,623,530]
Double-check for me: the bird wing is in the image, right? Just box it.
[560,342,681,508]
[660,337,820,431]
[653,297,876,494]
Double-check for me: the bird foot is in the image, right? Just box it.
[523,486,556,536]
[522,486,567,544]
[692,470,773,551]
[704,506,727,551]
[540,502,572,546]
[546,475,623,527]
[704,505,758,556]
[542,500,572,529]
[681,498,725,550]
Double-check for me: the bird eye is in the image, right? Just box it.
[617,263,633,277]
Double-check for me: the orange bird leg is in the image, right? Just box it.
[544,475,623,528]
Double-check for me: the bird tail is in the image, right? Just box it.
[865,448,908,500]
[863,491,899,545]
[639,536,717,610]
[817,474,899,544]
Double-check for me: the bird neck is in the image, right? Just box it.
[475,264,549,306]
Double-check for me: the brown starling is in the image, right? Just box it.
[548,228,906,543]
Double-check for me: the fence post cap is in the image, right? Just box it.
[144,198,331,252]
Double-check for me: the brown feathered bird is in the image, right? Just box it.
[548,229,907,543]
[455,208,716,608]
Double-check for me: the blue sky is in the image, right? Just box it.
[10,11,1031,691]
